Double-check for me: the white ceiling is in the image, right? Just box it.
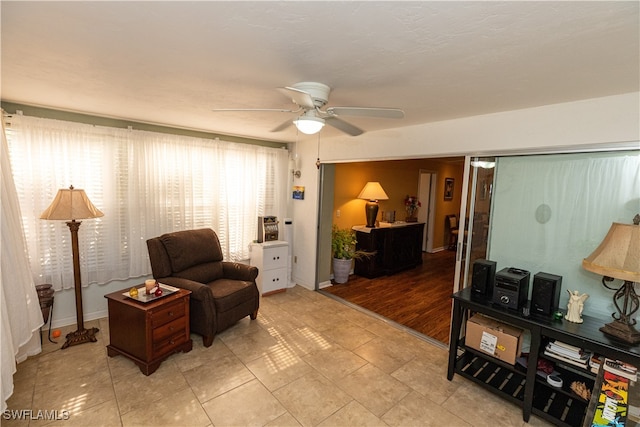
[2,1,638,143]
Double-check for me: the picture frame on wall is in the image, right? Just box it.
[444,178,454,200]
[292,185,305,200]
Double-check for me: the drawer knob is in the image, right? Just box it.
[168,311,174,317]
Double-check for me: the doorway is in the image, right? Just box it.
[417,170,436,252]
[318,157,466,344]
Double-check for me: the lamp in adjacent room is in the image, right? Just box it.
[40,185,104,349]
[357,182,389,228]
[582,214,640,344]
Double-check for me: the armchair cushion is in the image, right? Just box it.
[174,262,224,285]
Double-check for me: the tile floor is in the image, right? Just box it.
[5,286,553,426]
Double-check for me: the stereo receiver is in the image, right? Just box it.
[492,267,530,310]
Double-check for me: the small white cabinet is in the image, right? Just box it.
[250,241,289,295]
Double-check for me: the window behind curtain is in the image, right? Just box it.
[6,114,288,291]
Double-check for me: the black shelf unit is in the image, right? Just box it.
[456,349,527,406]
[448,287,640,426]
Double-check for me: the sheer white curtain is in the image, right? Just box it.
[6,114,288,291]
[489,150,640,319]
[1,119,43,411]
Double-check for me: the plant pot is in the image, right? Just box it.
[332,258,352,284]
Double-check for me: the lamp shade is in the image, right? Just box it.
[40,186,104,220]
[582,222,640,283]
[357,182,389,201]
[293,116,325,135]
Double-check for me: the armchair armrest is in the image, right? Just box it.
[222,262,259,282]
[157,277,212,302]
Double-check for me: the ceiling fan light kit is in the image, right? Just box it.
[293,115,325,135]
[213,81,405,137]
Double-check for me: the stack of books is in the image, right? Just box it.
[590,355,604,374]
[603,358,637,382]
[543,340,591,369]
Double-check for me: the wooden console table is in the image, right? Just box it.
[353,222,424,278]
[105,286,192,375]
[448,287,640,426]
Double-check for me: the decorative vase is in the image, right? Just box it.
[332,258,352,284]
[405,206,418,222]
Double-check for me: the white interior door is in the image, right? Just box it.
[418,170,436,252]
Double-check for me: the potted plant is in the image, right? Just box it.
[331,225,367,284]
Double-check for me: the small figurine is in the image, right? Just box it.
[565,290,589,323]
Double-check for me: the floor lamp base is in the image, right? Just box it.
[61,327,100,349]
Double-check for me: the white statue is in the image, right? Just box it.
[565,290,589,323]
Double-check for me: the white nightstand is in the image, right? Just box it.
[249,241,289,296]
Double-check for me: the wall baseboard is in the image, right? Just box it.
[44,309,109,330]
[318,280,332,289]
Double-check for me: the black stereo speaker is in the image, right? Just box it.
[472,259,497,297]
[531,272,562,315]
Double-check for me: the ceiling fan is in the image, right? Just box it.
[212,82,404,136]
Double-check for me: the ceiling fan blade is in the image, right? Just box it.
[326,107,405,119]
[277,86,316,109]
[325,117,364,136]
[212,108,298,113]
[270,118,293,133]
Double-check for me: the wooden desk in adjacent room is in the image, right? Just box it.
[353,222,425,278]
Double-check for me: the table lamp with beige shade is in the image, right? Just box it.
[582,214,640,344]
[357,182,389,228]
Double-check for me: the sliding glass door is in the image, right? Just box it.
[453,156,496,292]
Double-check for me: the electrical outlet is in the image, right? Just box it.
[336,209,341,217]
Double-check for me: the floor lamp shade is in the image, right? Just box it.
[582,217,640,344]
[40,186,104,220]
[357,182,389,228]
[40,186,104,349]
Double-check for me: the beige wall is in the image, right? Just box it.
[333,158,464,249]
[291,93,639,290]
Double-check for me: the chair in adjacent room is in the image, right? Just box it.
[446,214,460,250]
[147,228,259,347]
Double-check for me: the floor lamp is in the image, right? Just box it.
[40,185,104,349]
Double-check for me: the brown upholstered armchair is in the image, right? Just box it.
[147,228,259,347]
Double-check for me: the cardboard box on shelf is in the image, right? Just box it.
[466,313,524,365]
